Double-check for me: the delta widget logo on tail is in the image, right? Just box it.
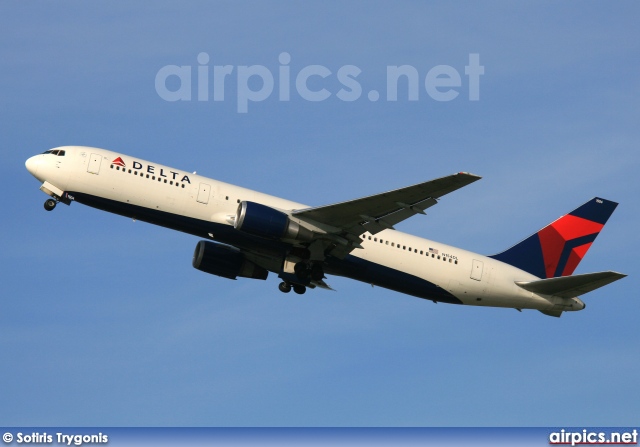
[490,197,618,279]
[539,213,603,278]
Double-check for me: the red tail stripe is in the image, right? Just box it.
[551,214,604,241]
[538,225,566,279]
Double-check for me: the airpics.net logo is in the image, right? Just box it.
[155,52,484,113]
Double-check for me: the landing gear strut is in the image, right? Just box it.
[310,263,324,281]
[294,261,324,281]
[294,262,310,279]
[44,198,57,211]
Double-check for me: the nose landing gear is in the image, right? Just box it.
[44,198,57,211]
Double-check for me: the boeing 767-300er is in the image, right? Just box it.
[25,146,626,317]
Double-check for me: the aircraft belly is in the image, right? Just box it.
[325,254,463,304]
[67,191,287,255]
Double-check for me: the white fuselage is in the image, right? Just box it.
[25,146,585,314]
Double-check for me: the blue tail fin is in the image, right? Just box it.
[489,198,618,278]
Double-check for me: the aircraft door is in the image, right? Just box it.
[87,153,102,174]
[470,259,483,281]
[197,183,211,204]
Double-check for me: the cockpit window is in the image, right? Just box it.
[41,149,65,156]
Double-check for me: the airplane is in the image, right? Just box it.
[25,146,626,317]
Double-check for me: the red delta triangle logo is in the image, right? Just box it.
[538,214,604,278]
[112,157,126,167]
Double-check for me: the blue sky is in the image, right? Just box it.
[1,1,639,426]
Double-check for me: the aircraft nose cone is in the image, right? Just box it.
[25,155,40,177]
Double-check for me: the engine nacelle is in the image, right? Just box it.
[234,201,314,241]
[192,241,268,280]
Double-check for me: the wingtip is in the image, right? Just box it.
[609,271,627,279]
[457,172,482,180]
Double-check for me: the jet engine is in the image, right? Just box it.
[192,241,268,280]
[234,201,314,241]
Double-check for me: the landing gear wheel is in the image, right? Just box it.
[310,263,324,281]
[293,284,306,295]
[44,199,57,211]
[278,282,292,293]
[294,262,310,280]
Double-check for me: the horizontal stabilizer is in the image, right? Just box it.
[516,271,626,298]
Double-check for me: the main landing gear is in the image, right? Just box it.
[277,261,324,295]
[44,198,57,211]
[278,281,306,295]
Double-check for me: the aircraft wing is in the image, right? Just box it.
[293,172,481,235]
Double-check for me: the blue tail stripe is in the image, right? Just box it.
[489,233,546,278]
